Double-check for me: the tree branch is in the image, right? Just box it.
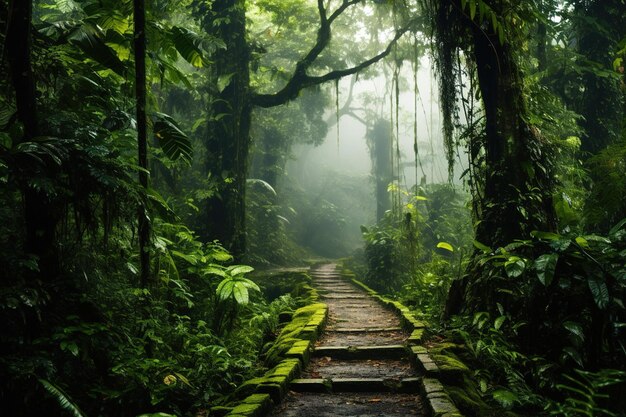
[252,22,412,108]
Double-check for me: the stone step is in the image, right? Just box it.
[314,345,407,360]
[289,377,421,393]
[326,327,402,333]
[322,294,369,299]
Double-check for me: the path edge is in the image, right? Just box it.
[222,271,328,417]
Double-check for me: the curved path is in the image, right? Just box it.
[269,264,426,417]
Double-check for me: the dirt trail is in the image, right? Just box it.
[269,263,426,417]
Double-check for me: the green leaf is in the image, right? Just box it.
[217,280,234,301]
[39,379,87,417]
[563,321,585,343]
[473,240,492,253]
[218,73,235,93]
[494,315,506,330]
[171,250,198,265]
[531,230,561,241]
[575,236,590,249]
[68,24,126,75]
[469,0,477,20]
[247,178,277,196]
[436,242,454,252]
[238,277,260,292]
[492,389,518,408]
[232,283,249,305]
[505,257,525,278]
[609,218,626,236]
[170,26,208,68]
[153,113,193,164]
[212,251,233,262]
[228,265,254,276]
[588,277,609,309]
[534,253,558,286]
[204,266,226,277]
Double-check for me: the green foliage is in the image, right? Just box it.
[547,369,626,416]
[360,184,472,312]
[39,379,87,417]
[153,113,193,164]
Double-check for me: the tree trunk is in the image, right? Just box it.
[7,0,60,279]
[471,21,556,250]
[199,0,251,257]
[368,119,392,222]
[134,0,150,286]
[577,0,624,155]
[446,3,556,317]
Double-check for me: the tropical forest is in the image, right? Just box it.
[1,0,625,416]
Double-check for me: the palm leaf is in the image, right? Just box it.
[68,24,126,75]
[169,26,209,68]
[153,113,193,164]
[39,379,86,417]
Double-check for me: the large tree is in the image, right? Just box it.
[425,0,557,313]
[196,0,415,255]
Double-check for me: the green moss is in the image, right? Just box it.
[285,340,311,364]
[229,403,261,417]
[266,359,300,379]
[242,393,271,405]
[210,405,234,417]
[408,328,425,344]
[431,354,470,373]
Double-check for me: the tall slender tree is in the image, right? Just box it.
[6,0,60,279]
[134,0,150,286]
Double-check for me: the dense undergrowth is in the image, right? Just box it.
[0,211,315,416]
[355,179,626,416]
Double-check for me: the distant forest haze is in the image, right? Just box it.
[1,1,625,416]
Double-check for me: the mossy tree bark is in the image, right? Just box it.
[436,0,557,316]
[471,20,556,251]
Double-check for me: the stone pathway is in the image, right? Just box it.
[269,264,426,417]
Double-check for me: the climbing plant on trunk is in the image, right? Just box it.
[424,0,557,314]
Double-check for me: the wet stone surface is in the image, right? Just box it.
[303,357,415,379]
[268,392,426,417]
[269,264,425,417]
[319,330,407,346]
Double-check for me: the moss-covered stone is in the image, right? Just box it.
[408,328,425,344]
[429,396,461,417]
[431,354,470,373]
[264,303,327,366]
[228,403,261,417]
[285,340,312,364]
[256,381,286,403]
[266,359,301,379]
[210,405,234,417]
[242,393,271,405]
[422,378,445,395]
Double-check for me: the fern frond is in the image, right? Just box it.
[39,379,87,417]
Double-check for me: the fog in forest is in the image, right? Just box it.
[279,56,465,255]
